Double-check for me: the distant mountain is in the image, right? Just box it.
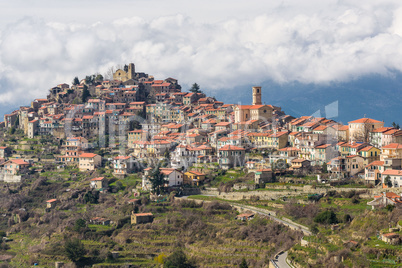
[0,103,20,121]
[211,74,402,126]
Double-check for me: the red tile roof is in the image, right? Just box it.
[9,159,30,165]
[219,145,245,151]
[348,118,383,124]
[365,161,384,168]
[382,169,402,176]
[91,177,104,181]
[382,143,402,149]
[79,153,99,158]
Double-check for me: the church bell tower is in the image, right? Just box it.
[252,86,262,105]
[128,63,135,80]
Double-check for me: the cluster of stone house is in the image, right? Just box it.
[1,62,402,190]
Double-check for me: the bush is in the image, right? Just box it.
[239,258,248,268]
[310,224,319,235]
[164,249,195,268]
[314,210,338,225]
[73,219,86,232]
[64,238,86,263]
[83,190,99,204]
[203,201,232,211]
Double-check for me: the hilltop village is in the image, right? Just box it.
[0,63,401,267]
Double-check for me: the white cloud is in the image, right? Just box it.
[0,1,402,110]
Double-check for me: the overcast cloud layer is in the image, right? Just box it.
[1,0,402,111]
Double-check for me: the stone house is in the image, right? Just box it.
[46,199,58,209]
[291,159,311,171]
[381,233,401,245]
[131,212,154,224]
[218,145,246,170]
[255,169,273,184]
[90,177,107,190]
[90,217,111,225]
[0,147,10,158]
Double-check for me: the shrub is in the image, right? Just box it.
[239,258,248,268]
[73,219,86,232]
[314,210,338,225]
[64,238,86,263]
[164,249,195,268]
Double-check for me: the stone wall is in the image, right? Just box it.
[0,173,22,183]
[201,186,401,201]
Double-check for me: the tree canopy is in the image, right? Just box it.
[190,83,202,94]
[314,210,338,225]
[72,76,80,85]
[64,238,86,263]
[164,249,195,268]
[81,85,91,103]
[239,258,248,268]
[384,175,392,188]
[149,166,165,195]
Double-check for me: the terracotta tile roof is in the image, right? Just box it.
[215,122,231,126]
[371,127,394,133]
[365,161,384,168]
[236,105,266,110]
[358,145,378,152]
[270,131,288,138]
[79,153,98,158]
[382,143,402,149]
[256,168,272,172]
[315,144,332,149]
[382,169,402,176]
[91,177,104,181]
[313,125,327,131]
[279,147,300,151]
[186,170,205,176]
[348,118,383,124]
[292,158,310,163]
[382,233,399,238]
[133,213,153,216]
[114,156,131,160]
[219,145,245,151]
[9,159,30,165]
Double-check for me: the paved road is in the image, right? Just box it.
[230,202,312,235]
[274,251,293,268]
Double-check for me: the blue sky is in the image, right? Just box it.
[0,0,402,121]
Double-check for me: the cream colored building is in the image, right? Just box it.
[234,86,273,123]
[79,153,102,171]
[348,118,384,142]
[113,63,135,82]
[380,143,402,161]
[234,105,273,123]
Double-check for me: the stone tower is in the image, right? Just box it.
[128,63,135,80]
[252,86,262,105]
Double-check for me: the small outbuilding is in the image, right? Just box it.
[236,212,255,221]
[131,212,154,224]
